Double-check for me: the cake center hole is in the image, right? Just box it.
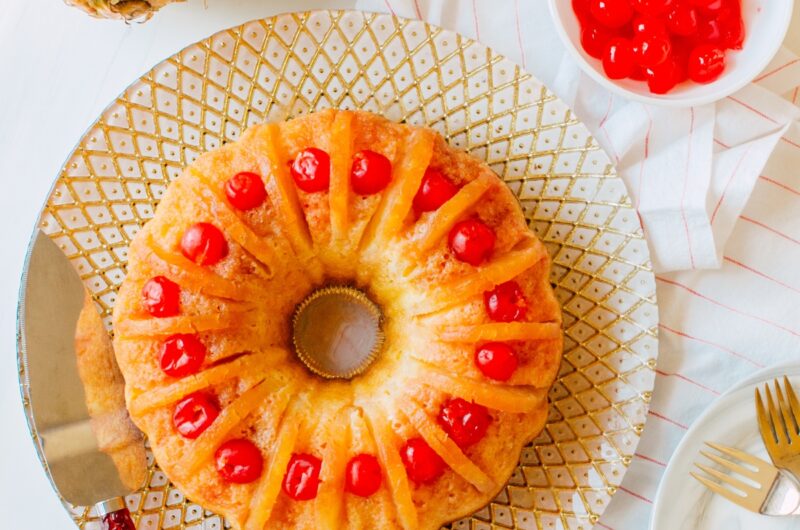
[292,286,383,379]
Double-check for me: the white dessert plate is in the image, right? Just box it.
[651,363,800,530]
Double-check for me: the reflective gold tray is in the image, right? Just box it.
[19,10,658,529]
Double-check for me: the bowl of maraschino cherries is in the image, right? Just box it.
[548,0,794,106]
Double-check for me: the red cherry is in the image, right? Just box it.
[629,65,648,80]
[572,0,593,23]
[581,23,616,59]
[351,150,392,195]
[160,334,206,377]
[632,16,668,38]
[173,392,219,439]
[345,454,382,497]
[688,44,725,83]
[180,223,228,266]
[475,342,519,381]
[633,31,672,67]
[589,0,633,28]
[631,0,674,16]
[291,148,330,193]
[413,169,458,213]
[720,0,740,13]
[716,7,744,49]
[666,4,699,36]
[400,438,445,484]
[696,16,722,43]
[691,0,723,12]
[484,281,528,322]
[142,276,180,317]
[215,439,263,484]
[603,38,635,79]
[224,172,266,210]
[448,219,496,266]
[646,58,681,94]
[437,398,491,448]
[283,453,322,500]
[671,37,694,82]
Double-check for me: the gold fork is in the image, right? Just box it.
[690,442,800,515]
[756,377,800,478]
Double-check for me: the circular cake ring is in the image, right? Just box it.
[112,109,563,529]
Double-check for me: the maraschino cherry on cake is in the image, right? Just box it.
[112,109,563,529]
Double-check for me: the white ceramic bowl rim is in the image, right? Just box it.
[547,0,795,107]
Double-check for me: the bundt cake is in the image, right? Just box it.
[112,109,563,529]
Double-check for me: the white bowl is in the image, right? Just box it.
[548,0,794,107]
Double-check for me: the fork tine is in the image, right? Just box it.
[765,384,790,445]
[774,379,800,443]
[700,450,752,479]
[706,442,767,471]
[755,388,778,448]
[694,463,759,496]
[782,376,800,437]
[690,471,751,508]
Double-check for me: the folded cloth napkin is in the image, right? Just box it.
[356,0,800,272]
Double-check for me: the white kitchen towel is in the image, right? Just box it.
[357,0,800,272]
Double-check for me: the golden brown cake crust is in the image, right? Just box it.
[75,293,147,491]
[113,110,562,529]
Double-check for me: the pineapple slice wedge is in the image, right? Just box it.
[115,310,247,338]
[185,170,283,279]
[414,366,547,413]
[137,235,248,301]
[360,129,435,254]
[437,321,562,343]
[314,408,350,528]
[398,398,495,494]
[129,350,285,415]
[416,173,493,253]
[182,381,294,474]
[361,403,419,530]
[246,124,324,282]
[246,403,302,529]
[402,237,547,314]
[329,111,355,241]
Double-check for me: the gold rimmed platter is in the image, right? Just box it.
[17,10,658,529]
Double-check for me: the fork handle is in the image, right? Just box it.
[764,472,800,516]
[98,498,136,530]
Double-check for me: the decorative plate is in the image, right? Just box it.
[651,368,800,530]
[18,10,658,530]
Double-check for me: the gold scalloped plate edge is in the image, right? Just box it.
[16,10,659,530]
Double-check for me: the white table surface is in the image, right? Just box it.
[1,2,799,529]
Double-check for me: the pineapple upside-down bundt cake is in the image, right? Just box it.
[112,109,563,530]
